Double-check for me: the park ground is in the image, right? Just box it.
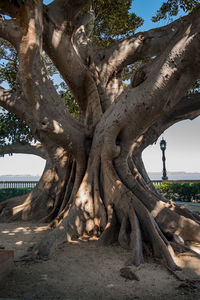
[0,221,200,300]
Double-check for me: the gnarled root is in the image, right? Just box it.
[22,157,200,277]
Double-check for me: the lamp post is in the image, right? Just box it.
[160,138,168,181]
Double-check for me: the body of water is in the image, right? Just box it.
[0,176,40,181]
[0,172,199,182]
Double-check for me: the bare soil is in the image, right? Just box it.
[0,222,200,300]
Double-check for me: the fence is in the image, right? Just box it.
[0,181,38,189]
[152,179,200,185]
[0,179,200,189]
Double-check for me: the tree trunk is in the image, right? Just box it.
[0,1,200,270]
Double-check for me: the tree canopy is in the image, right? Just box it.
[0,0,199,149]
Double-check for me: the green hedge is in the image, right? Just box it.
[154,182,200,201]
[0,188,32,202]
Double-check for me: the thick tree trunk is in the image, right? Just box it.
[22,133,199,269]
[20,155,197,271]
[0,0,200,272]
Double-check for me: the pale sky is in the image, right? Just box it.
[0,0,199,176]
[142,117,200,173]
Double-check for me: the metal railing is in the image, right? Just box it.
[0,179,199,189]
[0,181,38,189]
[152,180,200,185]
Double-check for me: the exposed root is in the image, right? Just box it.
[118,203,144,266]
[120,266,140,281]
[104,159,183,270]
[0,188,51,221]
[58,160,76,213]
[14,154,199,278]
[170,241,200,259]
[97,205,119,245]
[118,214,130,249]
[165,265,184,281]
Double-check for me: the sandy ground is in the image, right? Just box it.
[0,222,200,300]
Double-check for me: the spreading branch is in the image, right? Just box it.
[0,87,32,120]
[0,1,19,18]
[14,1,88,158]
[131,93,200,190]
[43,5,102,123]
[0,142,46,159]
[136,93,200,154]
[91,8,200,163]
[0,17,21,50]
[95,14,190,85]
[46,0,91,22]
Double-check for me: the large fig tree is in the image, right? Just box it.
[0,0,200,270]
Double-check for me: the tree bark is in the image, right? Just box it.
[0,1,200,269]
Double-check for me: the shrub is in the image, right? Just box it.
[0,188,32,202]
[154,182,200,201]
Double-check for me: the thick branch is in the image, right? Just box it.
[0,142,46,159]
[1,1,102,125]
[0,87,32,121]
[135,93,200,155]
[0,17,21,49]
[15,2,88,158]
[0,1,19,18]
[102,9,200,161]
[47,0,91,23]
[43,7,102,124]
[0,86,86,160]
[87,8,200,172]
[95,14,191,85]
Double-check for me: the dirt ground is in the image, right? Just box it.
[0,222,200,300]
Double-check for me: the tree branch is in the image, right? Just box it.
[0,87,32,120]
[135,93,200,154]
[0,1,19,18]
[0,17,21,49]
[130,93,200,188]
[43,5,103,125]
[47,0,91,22]
[1,1,102,125]
[7,2,88,158]
[0,142,46,159]
[93,9,200,162]
[95,14,187,85]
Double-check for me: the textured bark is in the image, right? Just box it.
[0,142,46,159]
[0,1,200,270]
[0,141,74,221]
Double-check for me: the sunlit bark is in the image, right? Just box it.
[0,1,200,270]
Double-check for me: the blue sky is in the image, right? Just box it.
[0,0,199,176]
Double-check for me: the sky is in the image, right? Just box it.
[0,0,199,176]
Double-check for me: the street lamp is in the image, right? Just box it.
[160,138,168,181]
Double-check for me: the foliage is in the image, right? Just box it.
[187,80,200,94]
[152,0,200,22]
[0,110,35,147]
[0,38,18,88]
[0,1,199,148]
[59,82,79,119]
[89,0,143,46]
[155,182,200,201]
[0,38,35,147]
[0,187,32,202]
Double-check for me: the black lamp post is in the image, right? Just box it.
[160,138,168,181]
